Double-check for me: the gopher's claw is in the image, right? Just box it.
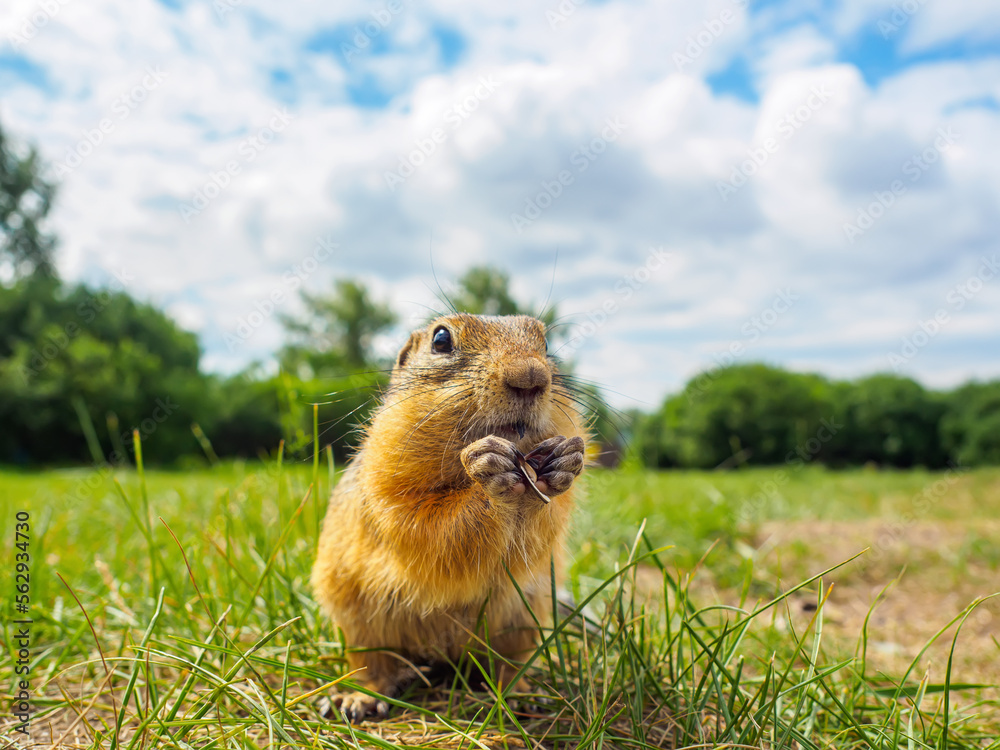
[461,435,525,499]
[535,436,584,496]
[325,691,390,724]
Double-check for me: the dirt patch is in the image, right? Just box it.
[750,520,1000,686]
[627,520,1000,688]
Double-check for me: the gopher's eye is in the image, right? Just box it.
[431,326,453,354]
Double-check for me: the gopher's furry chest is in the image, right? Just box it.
[312,450,571,639]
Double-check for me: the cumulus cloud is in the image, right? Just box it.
[1,0,998,407]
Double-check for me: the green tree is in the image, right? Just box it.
[0,277,211,464]
[451,266,522,315]
[0,122,57,278]
[638,364,834,469]
[450,266,558,329]
[941,380,1000,466]
[279,279,397,378]
[833,374,947,468]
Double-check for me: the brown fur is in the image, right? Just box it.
[311,313,587,721]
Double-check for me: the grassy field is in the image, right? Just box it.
[2,457,999,748]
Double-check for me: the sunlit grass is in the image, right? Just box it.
[3,457,999,748]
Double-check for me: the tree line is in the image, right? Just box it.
[4,265,996,469]
[2,119,997,470]
[630,364,1000,470]
[0,267,560,466]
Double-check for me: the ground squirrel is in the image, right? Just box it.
[311,313,587,722]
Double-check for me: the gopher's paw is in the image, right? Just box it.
[461,435,526,499]
[533,436,584,496]
[326,691,390,724]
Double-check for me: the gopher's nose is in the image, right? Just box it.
[503,359,551,399]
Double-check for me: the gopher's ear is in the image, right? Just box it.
[394,331,421,372]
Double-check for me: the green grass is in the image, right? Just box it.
[3,458,1000,748]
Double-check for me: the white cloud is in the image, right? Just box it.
[751,24,838,84]
[828,0,1000,52]
[1,0,998,409]
[901,0,1000,53]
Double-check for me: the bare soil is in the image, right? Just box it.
[748,519,1000,685]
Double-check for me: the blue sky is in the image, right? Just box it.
[1,0,998,407]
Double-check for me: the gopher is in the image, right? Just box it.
[311,313,587,722]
